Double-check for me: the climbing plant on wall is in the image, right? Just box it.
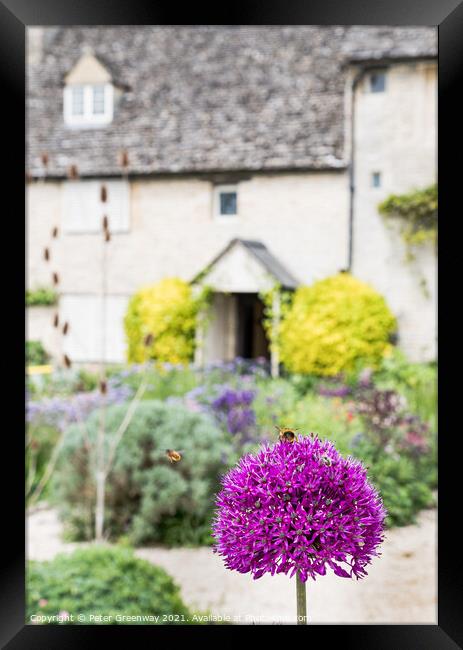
[378,184,437,258]
[259,283,293,371]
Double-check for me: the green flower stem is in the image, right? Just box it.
[296,573,307,625]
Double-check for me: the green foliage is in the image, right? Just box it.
[26,287,58,307]
[285,373,322,397]
[52,400,233,546]
[27,423,60,501]
[259,284,293,359]
[27,546,195,624]
[379,184,437,255]
[124,278,211,364]
[284,394,363,457]
[279,273,397,376]
[373,349,437,428]
[26,340,49,366]
[252,378,301,439]
[73,369,99,392]
[110,363,198,402]
[27,368,100,398]
[352,439,435,527]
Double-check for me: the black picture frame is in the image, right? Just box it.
[2,0,460,647]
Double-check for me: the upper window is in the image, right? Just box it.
[62,179,129,233]
[64,84,114,127]
[368,71,386,93]
[215,185,238,219]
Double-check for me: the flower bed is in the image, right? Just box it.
[26,350,436,543]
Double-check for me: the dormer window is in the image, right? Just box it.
[63,51,114,127]
[64,84,113,126]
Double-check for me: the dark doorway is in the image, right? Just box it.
[235,293,270,360]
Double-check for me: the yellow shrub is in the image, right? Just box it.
[279,273,396,376]
[124,278,205,364]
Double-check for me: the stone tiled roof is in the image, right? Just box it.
[27,26,436,178]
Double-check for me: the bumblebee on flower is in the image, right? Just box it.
[213,429,386,622]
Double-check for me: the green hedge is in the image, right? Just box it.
[279,273,396,376]
[27,546,195,624]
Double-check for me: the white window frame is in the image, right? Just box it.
[64,83,114,127]
[213,184,239,221]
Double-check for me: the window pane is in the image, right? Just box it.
[93,85,105,114]
[71,86,84,115]
[219,192,237,215]
[372,172,381,187]
[370,72,386,93]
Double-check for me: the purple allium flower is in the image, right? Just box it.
[213,435,386,582]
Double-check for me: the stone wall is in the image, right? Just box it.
[350,61,437,361]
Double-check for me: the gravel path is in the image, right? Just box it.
[27,506,436,624]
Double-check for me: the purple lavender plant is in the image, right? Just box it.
[27,383,133,432]
[213,433,386,622]
[211,388,257,443]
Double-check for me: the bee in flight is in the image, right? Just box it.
[275,426,298,443]
[165,449,184,463]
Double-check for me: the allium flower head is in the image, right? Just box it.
[213,434,386,582]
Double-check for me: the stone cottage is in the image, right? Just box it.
[26,26,437,366]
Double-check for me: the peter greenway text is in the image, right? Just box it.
[29,612,299,624]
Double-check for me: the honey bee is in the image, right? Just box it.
[165,449,183,463]
[276,426,298,443]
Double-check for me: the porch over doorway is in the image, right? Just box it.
[192,239,298,376]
